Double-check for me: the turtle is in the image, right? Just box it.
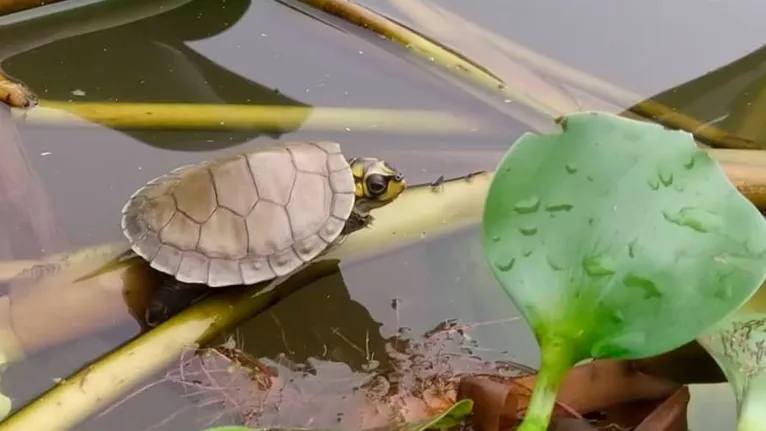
[120,141,406,327]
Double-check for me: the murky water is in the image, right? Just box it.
[0,0,761,429]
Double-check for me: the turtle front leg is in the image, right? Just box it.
[0,75,38,109]
[145,275,211,328]
[341,211,374,235]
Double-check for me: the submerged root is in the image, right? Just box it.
[113,316,534,430]
[102,318,656,431]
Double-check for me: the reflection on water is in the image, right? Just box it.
[363,0,766,98]
[4,0,308,151]
[73,228,533,430]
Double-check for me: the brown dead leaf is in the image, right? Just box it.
[549,418,599,431]
[458,376,517,431]
[457,359,684,431]
[634,387,690,431]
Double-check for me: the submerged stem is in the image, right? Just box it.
[516,339,577,431]
[737,378,766,431]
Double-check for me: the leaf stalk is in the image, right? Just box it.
[516,339,577,431]
[737,378,766,431]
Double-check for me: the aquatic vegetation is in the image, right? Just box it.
[482,111,766,430]
[198,398,473,431]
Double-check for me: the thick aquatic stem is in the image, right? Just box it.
[737,379,766,431]
[13,102,485,134]
[516,340,577,431]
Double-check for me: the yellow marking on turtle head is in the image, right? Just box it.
[349,157,406,210]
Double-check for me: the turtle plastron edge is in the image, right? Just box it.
[247,262,311,299]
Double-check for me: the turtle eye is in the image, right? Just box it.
[365,174,388,197]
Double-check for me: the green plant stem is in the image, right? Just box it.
[516,340,577,431]
[737,378,766,431]
[13,102,486,134]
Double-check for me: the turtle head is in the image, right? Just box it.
[349,157,406,213]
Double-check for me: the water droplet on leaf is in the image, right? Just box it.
[684,156,696,170]
[662,207,721,233]
[565,164,578,174]
[647,178,659,190]
[545,203,573,213]
[582,256,615,276]
[495,258,515,272]
[519,226,538,236]
[623,273,661,299]
[714,284,733,300]
[491,235,501,243]
[514,196,541,214]
[628,239,638,258]
[658,168,673,187]
[546,255,563,271]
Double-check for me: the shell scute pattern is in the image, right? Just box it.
[246,201,293,256]
[286,173,331,243]
[209,258,243,286]
[269,248,303,276]
[210,156,259,217]
[247,149,295,205]
[122,142,356,288]
[160,212,200,251]
[198,207,248,259]
[176,251,210,284]
[173,168,217,223]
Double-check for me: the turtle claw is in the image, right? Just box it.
[0,78,38,109]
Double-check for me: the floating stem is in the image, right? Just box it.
[13,102,486,134]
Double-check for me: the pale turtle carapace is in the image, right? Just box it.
[120,141,406,326]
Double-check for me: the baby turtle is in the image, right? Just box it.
[121,141,406,326]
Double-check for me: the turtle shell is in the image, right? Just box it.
[121,141,355,287]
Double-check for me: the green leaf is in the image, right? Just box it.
[197,398,473,431]
[698,288,766,431]
[482,111,766,431]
